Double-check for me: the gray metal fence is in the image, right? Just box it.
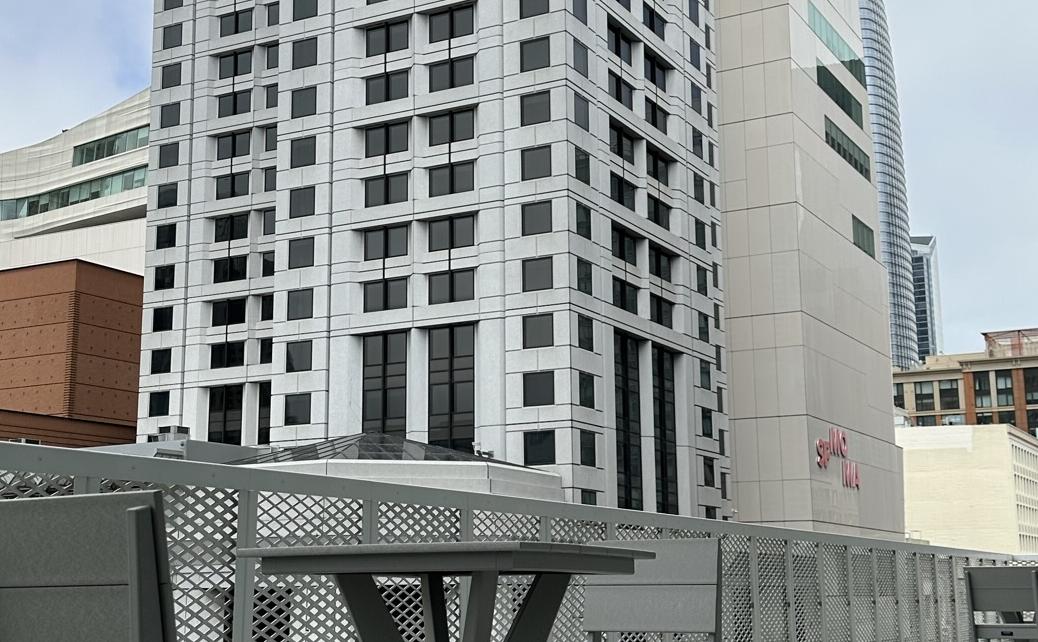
[0,442,1012,641]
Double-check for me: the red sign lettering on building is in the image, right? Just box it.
[816,427,860,489]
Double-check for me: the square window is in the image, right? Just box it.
[522,314,553,348]
[523,371,555,406]
[157,183,178,208]
[523,430,555,465]
[288,237,315,268]
[162,23,183,49]
[577,314,593,350]
[155,223,177,249]
[520,0,548,18]
[580,490,597,505]
[160,103,180,128]
[284,393,311,425]
[151,348,172,375]
[153,307,174,332]
[579,429,596,466]
[149,391,170,417]
[292,37,318,68]
[578,371,595,408]
[294,0,317,20]
[161,64,181,89]
[291,86,317,118]
[158,142,179,168]
[520,91,550,125]
[287,288,314,320]
[290,186,316,218]
[521,146,551,180]
[154,265,175,290]
[290,136,316,168]
[521,257,552,291]
[520,37,550,72]
[521,201,551,235]
[286,340,313,372]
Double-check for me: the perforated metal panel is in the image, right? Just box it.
[936,556,956,640]
[896,551,920,640]
[918,554,938,642]
[757,538,788,641]
[874,549,898,641]
[849,546,875,642]
[791,541,822,642]
[722,535,754,642]
[822,543,851,642]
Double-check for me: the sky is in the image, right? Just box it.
[0,1,1035,354]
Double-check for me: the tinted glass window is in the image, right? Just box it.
[154,265,175,290]
[428,215,475,251]
[160,103,180,128]
[153,307,174,332]
[294,0,317,20]
[158,142,179,168]
[523,430,555,465]
[156,224,177,249]
[286,340,313,372]
[429,5,473,42]
[288,237,315,268]
[151,349,172,374]
[364,225,409,260]
[428,109,474,146]
[162,23,182,49]
[520,0,548,18]
[523,314,553,348]
[290,186,316,217]
[291,86,317,118]
[520,37,550,72]
[522,257,552,291]
[521,146,551,180]
[149,391,170,417]
[293,38,318,68]
[577,314,593,350]
[284,393,311,425]
[365,121,409,157]
[521,201,551,235]
[290,136,316,168]
[161,64,181,89]
[520,91,550,125]
[157,183,178,208]
[287,289,314,320]
[523,372,555,407]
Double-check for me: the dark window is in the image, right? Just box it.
[429,4,474,42]
[696,265,708,294]
[574,0,587,22]
[581,490,597,505]
[644,52,668,90]
[703,457,716,488]
[646,146,670,185]
[216,172,249,199]
[523,314,553,348]
[429,108,474,145]
[522,201,551,235]
[428,269,475,304]
[701,407,713,437]
[158,143,179,168]
[161,64,181,89]
[216,131,250,160]
[428,161,475,196]
[608,72,633,109]
[648,196,670,229]
[615,331,642,509]
[428,214,474,251]
[153,307,174,332]
[573,39,589,77]
[157,183,178,208]
[699,360,712,389]
[997,371,1015,407]
[574,146,590,184]
[612,277,638,313]
[263,168,276,192]
[611,224,638,265]
[574,93,589,130]
[267,2,280,25]
[363,278,408,311]
[520,91,550,125]
[288,237,314,269]
[695,219,707,248]
[364,225,408,260]
[149,391,170,417]
[218,90,251,117]
[156,224,177,249]
[576,258,592,295]
[698,312,710,342]
[825,117,871,180]
[524,371,555,406]
[608,23,633,64]
[893,382,905,409]
[266,85,279,109]
[579,430,596,466]
[290,136,316,168]
[852,215,875,257]
[292,37,318,69]
[287,289,314,320]
[642,4,666,38]
[162,23,183,49]
[366,70,409,104]
[428,324,475,452]
[649,244,672,281]
[520,0,548,18]
[258,381,272,444]
[938,379,960,410]
[579,371,595,408]
[521,146,551,180]
[577,314,594,351]
[653,344,677,513]
[211,298,247,326]
[650,294,673,328]
[213,255,247,283]
[575,203,592,239]
[284,393,311,425]
[291,86,317,118]
[160,103,180,128]
[367,19,409,56]
[220,9,253,36]
[218,49,253,79]
[817,62,864,128]
[290,186,316,218]
[210,341,246,368]
[151,349,172,375]
[1026,369,1038,404]
[364,172,409,206]
[365,121,409,157]
[429,56,474,92]
[363,332,408,435]
[522,257,553,291]
[294,0,317,19]
[609,121,637,163]
[524,430,555,465]
[286,340,312,372]
[610,173,636,210]
[261,294,274,321]
[263,209,275,235]
[520,37,550,71]
[264,126,277,151]
[154,265,175,290]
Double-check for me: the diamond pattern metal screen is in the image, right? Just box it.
[849,546,875,642]
[722,534,754,642]
[875,549,898,642]
[256,491,363,547]
[473,509,540,541]
[791,541,822,642]
[757,538,788,641]
[378,501,461,543]
[0,470,73,498]
[918,554,939,642]
[822,543,851,642]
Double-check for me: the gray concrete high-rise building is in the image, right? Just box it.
[910,234,942,360]
[859,0,916,369]
[140,0,729,517]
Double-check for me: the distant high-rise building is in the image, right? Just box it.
[911,235,942,360]
[859,0,917,369]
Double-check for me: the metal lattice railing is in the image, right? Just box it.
[0,443,1016,641]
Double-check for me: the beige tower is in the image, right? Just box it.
[718,0,903,538]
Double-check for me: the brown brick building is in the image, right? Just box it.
[0,260,142,446]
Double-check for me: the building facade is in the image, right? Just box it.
[141,0,729,516]
[719,0,903,537]
[898,424,1038,554]
[911,234,942,360]
[0,260,141,446]
[858,0,916,370]
[894,329,1038,433]
[0,90,150,275]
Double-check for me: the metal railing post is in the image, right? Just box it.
[231,489,257,642]
[362,498,378,544]
[73,475,100,495]
[749,537,761,642]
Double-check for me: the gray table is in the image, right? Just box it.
[238,541,655,642]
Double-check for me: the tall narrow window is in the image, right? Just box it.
[208,384,244,445]
[429,324,475,452]
[363,332,408,435]
[653,345,678,514]
[615,331,642,510]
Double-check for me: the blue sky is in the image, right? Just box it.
[1,1,1034,355]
